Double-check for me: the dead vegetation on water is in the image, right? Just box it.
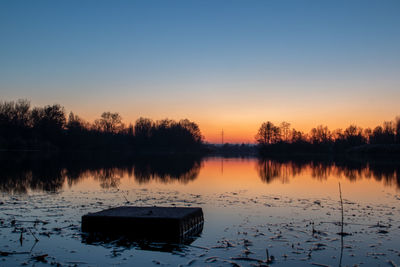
[0,183,399,267]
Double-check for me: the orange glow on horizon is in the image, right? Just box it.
[65,105,399,144]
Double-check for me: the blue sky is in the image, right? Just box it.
[1,0,399,142]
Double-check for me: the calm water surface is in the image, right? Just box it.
[0,155,399,266]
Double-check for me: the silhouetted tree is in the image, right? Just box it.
[291,128,304,143]
[31,104,66,147]
[383,121,396,143]
[332,128,343,140]
[396,117,400,144]
[310,125,331,144]
[0,99,31,145]
[343,125,365,146]
[370,126,384,144]
[31,104,65,131]
[256,121,281,145]
[369,122,396,144]
[94,112,124,133]
[179,119,203,143]
[134,117,153,141]
[280,121,291,142]
[67,112,88,132]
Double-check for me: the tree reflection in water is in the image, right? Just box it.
[0,152,399,193]
[256,157,400,189]
[0,152,203,193]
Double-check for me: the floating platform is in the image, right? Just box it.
[82,206,204,242]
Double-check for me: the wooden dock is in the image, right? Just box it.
[82,206,204,242]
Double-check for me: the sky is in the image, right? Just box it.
[1,0,399,143]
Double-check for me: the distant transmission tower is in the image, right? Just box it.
[221,129,224,145]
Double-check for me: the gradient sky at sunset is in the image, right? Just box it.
[1,0,399,143]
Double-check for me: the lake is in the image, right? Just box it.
[0,153,399,266]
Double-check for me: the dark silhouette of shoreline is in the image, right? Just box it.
[1,99,399,156]
[0,99,205,153]
[255,119,400,156]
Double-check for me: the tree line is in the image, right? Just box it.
[0,99,204,152]
[2,99,399,154]
[256,118,400,154]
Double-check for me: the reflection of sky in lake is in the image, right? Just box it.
[0,157,399,266]
[62,157,400,204]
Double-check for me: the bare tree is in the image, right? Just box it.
[67,112,88,131]
[310,125,331,144]
[0,99,31,128]
[94,112,124,133]
[280,121,291,142]
[31,104,66,131]
[134,117,153,139]
[256,121,281,145]
[343,124,365,146]
[291,128,304,143]
[363,128,372,144]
